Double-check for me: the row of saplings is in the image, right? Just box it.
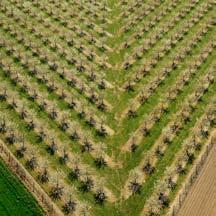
[0,17,109,113]
[0,89,107,169]
[0,82,108,151]
[127,103,216,215]
[122,0,213,70]
[4,0,110,56]
[0,79,108,165]
[0,88,108,205]
[0,46,108,140]
[127,89,215,195]
[125,29,215,120]
[0,2,108,96]
[0,50,109,139]
[0,119,108,214]
[121,0,199,53]
[0,61,109,178]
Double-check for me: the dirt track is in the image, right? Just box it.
[178,145,216,216]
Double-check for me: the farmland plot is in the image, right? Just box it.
[0,158,44,216]
[0,0,215,215]
[177,142,216,216]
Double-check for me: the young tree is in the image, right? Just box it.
[38,168,49,184]
[97,97,106,111]
[70,129,80,141]
[59,148,69,164]
[38,128,46,142]
[200,124,209,138]
[60,116,69,131]
[50,183,64,200]
[39,99,47,111]
[20,106,27,119]
[63,196,76,214]
[47,138,58,155]
[175,160,185,175]
[127,106,137,118]
[185,148,195,164]
[80,175,94,192]
[125,80,134,92]
[128,178,142,194]
[59,88,66,100]
[87,115,96,127]
[68,98,76,109]
[6,128,16,145]
[124,61,132,70]
[128,170,142,194]
[98,79,106,90]
[158,192,169,208]
[81,138,93,153]
[0,118,6,133]
[49,61,58,72]
[88,70,96,82]
[97,122,107,136]
[94,156,107,168]
[16,141,27,158]
[191,135,201,150]
[68,76,77,87]
[155,145,164,158]
[26,155,37,170]
[29,89,38,101]
[27,119,35,130]
[140,91,148,105]
[143,159,155,175]
[77,60,85,72]
[69,165,80,181]
[8,97,17,109]
[94,188,106,204]
[130,138,138,152]
[78,105,86,119]
[142,122,150,136]
[165,167,176,191]
[50,107,58,119]
[48,79,57,92]
[0,87,7,101]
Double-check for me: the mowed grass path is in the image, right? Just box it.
[0,158,44,216]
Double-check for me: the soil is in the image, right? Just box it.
[178,145,216,216]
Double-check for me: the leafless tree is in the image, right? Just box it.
[63,196,76,214]
[128,178,142,194]
[16,141,27,158]
[38,168,49,183]
[26,155,37,170]
[80,175,94,192]
[94,188,106,205]
[50,182,64,200]
[81,139,93,153]
[47,139,58,155]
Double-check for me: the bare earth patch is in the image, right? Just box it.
[178,145,216,216]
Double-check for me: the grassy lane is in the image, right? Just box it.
[0,158,44,216]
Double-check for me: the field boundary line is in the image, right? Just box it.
[0,139,64,216]
[168,130,216,216]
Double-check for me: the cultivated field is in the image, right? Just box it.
[0,0,215,215]
[178,144,216,216]
[0,158,44,216]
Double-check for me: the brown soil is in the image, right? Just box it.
[178,145,216,216]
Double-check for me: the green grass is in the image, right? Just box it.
[0,158,44,216]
